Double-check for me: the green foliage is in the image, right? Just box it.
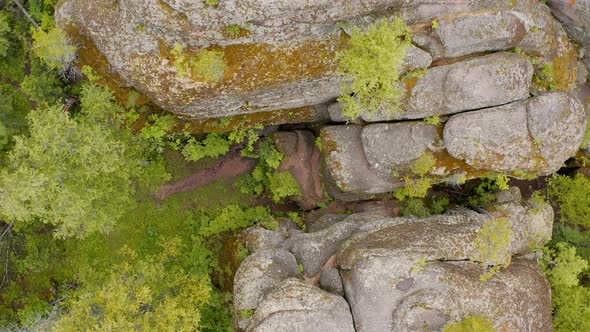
[467,176,510,207]
[411,152,437,176]
[182,133,231,161]
[541,243,590,332]
[401,196,449,217]
[226,24,242,38]
[140,114,177,151]
[268,171,301,202]
[337,18,412,118]
[431,19,439,30]
[0,12,11,58]
[239,138,301,202]
[204,0,219,6]
[20,58,64,105]
[423,116,440,126]
[0,104,142,239]
[443,315,497,332]
[548,174,590,228]
[394,177,434,200]
[32,27,76,71]
[171,44,226,83]
[401,198,431,217]
[473,217,513,281]
[287,212,306,231]
[198,204,273,237]
[50,243,212,331]
[533,62,557,91]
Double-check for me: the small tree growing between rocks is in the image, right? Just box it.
[337,18,412,118]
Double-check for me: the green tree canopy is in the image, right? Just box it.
[32,27,76,71]
[0,86,142,238]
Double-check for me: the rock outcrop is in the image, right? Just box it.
[321,91,586,196]
[232,188,554,331]
[57,0,578,123]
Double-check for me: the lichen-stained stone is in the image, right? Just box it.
[233,249,300,330]
[361,122,441,180]
[435,11,527,58]
[56,0,574,121]
[245,278,355,332]
[337,200,553,332]
[320,125,396,195]
[444,91,586,174]
[356,52,533,121]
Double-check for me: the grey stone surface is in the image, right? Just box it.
[336,202,553,332]
[56,0,572,121]
[320,125,396,195]
[307,213,349,233]
[320,267,344,296]
[362,122,441,179]
[233,249,300,329]
[526,92,587,172]
[240,227,285,253]
[361,52,533,121]
[436,11,527,58]
[246,278,355,332]
[444,92,586,174]
[281,212,387,277]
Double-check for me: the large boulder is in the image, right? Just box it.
[322,91,586,196]
[444,91,586,174]
[337,195,553,331]
[233,191,554,331]
[245,278,355,332]
[57,0,576,122]
[233,249,301,329]
[281,212,387,277]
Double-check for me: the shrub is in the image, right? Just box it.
[239,138,301,202]
[540,243,590,332]
[337,18,412,118]
[32,27,76,71]
[472,217,513,281]
[547,174,590,228]
[423,116,440,126]
[182,133,231,161]
[412,152,437,176]
[394,177,434,200]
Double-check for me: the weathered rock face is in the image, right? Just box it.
[57,0,576,122]
[246,278,355,332]
[233,249,301,329]
[444,92,586,173]
[321,91,586,196]
[233,189,554,331]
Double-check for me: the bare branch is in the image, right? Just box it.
[12,0,40,29]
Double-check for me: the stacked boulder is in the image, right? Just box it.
[233,188,554,331]
[57,0,582,122]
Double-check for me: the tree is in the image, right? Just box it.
[0,91,142,239]
[32,27,76,72]
[0,12,11,58]
[337,18,412,118]
[49,241,212,331]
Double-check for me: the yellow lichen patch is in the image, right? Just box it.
[432,150,490,179]
[550,44,578,92]
[159,35,347,95]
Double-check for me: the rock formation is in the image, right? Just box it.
[233,188,553,331]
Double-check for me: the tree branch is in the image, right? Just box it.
[12,0,40,29]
